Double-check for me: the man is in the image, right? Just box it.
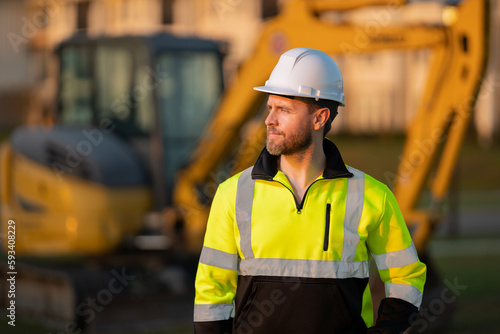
[194,48,426,333]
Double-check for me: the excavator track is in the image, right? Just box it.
[0,255,196,333]
[1,263,106,330]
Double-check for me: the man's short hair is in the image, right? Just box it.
[273,94,339,136]
[306,99,339,136]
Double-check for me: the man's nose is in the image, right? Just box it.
[265,109,277,127]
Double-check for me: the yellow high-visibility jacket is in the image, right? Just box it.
[194,139,426,334]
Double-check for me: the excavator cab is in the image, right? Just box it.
[1,33,225,255]
[56,34,224,201]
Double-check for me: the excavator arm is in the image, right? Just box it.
[393,0,488,252]
[173,0,488,252]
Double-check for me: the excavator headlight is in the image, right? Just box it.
[65,216,78,240]
[442,6,459,26]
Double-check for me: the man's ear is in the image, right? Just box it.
[313,107,330,131]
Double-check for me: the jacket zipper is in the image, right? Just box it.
[253,171,352,214]
[274,179,325,214]
[323,203,331,251]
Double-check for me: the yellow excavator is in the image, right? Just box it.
[173,0,489,254]
[0,32,227,328]
[1,33,225,255]
[0,0,488,330]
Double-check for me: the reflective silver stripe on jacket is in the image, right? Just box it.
[371,242,419,270]
[200,246,238,271]
[235,166,366,264]
[385,282,423,308]
[194,304,234,321]
[239,258,370,279]
[235,167,255,259]
[341,166,365,262]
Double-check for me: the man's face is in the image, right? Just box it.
[265,95,315,156]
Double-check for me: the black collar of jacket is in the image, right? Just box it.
[251,138,354,180]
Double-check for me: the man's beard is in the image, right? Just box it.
[266,126,313,156]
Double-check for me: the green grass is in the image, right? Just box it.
[0,320,193,334]
[0,317,55,333]
[330,134,500,190]
[432,254,500,334]
[0,130,11,142]
[330,135,404,188]
[144,327,192,334]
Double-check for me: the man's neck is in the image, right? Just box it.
[279,139,326,202]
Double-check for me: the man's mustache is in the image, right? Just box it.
[267,128,284,136]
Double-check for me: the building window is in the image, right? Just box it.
[162,0,175,25]
[77,1,90,31]
[262,0,278,19]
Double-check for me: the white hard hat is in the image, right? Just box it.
[254,48,345,106]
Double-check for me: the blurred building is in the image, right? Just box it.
[0,0,498,139]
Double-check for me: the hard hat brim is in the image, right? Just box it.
[253,86,345,107]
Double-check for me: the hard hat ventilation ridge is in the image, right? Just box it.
[293,49,318,69]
